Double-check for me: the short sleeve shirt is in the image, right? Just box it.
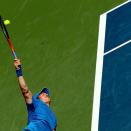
[26,92,57,131]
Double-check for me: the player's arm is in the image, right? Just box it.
[14,59,32,104]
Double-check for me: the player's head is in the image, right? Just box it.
[38,88,51,106]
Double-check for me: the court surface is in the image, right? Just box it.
[92,1,131,131]
[0,0,127,130]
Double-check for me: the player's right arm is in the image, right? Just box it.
[14,59,32,104]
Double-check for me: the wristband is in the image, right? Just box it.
[16,65,23,77]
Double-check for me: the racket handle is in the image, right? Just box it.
[12,51,17,59]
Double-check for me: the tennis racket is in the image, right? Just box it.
[0,16,17,59]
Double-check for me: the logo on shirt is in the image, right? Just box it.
[50,111,52,114]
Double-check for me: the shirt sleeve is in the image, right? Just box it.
[26,103,35,112]
[26,102,35,112]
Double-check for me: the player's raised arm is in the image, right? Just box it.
[14,59,32,104]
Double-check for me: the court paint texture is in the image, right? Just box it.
[92,1,131,131]
[0,0,127,130]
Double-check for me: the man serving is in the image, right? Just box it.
[14,59,57,131]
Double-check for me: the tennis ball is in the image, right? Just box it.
[4,20,10,25]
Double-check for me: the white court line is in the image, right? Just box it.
[104,40,131,55]
[91,1,131,131]
[91,14,107,131]
[102,0,131,15]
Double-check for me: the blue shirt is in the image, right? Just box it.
[23,92,57,131]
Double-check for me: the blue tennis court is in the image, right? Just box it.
[92,1,131,131]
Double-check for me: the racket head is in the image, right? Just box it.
[0,16,10,38]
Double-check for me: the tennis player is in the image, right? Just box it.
[14,59,57,131]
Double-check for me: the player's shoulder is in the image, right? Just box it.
[26,102,35,112]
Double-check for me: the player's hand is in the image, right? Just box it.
[14,59,21,70]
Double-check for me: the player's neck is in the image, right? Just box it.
[45,102,50,107]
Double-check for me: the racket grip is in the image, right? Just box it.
[12,51,17,59]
